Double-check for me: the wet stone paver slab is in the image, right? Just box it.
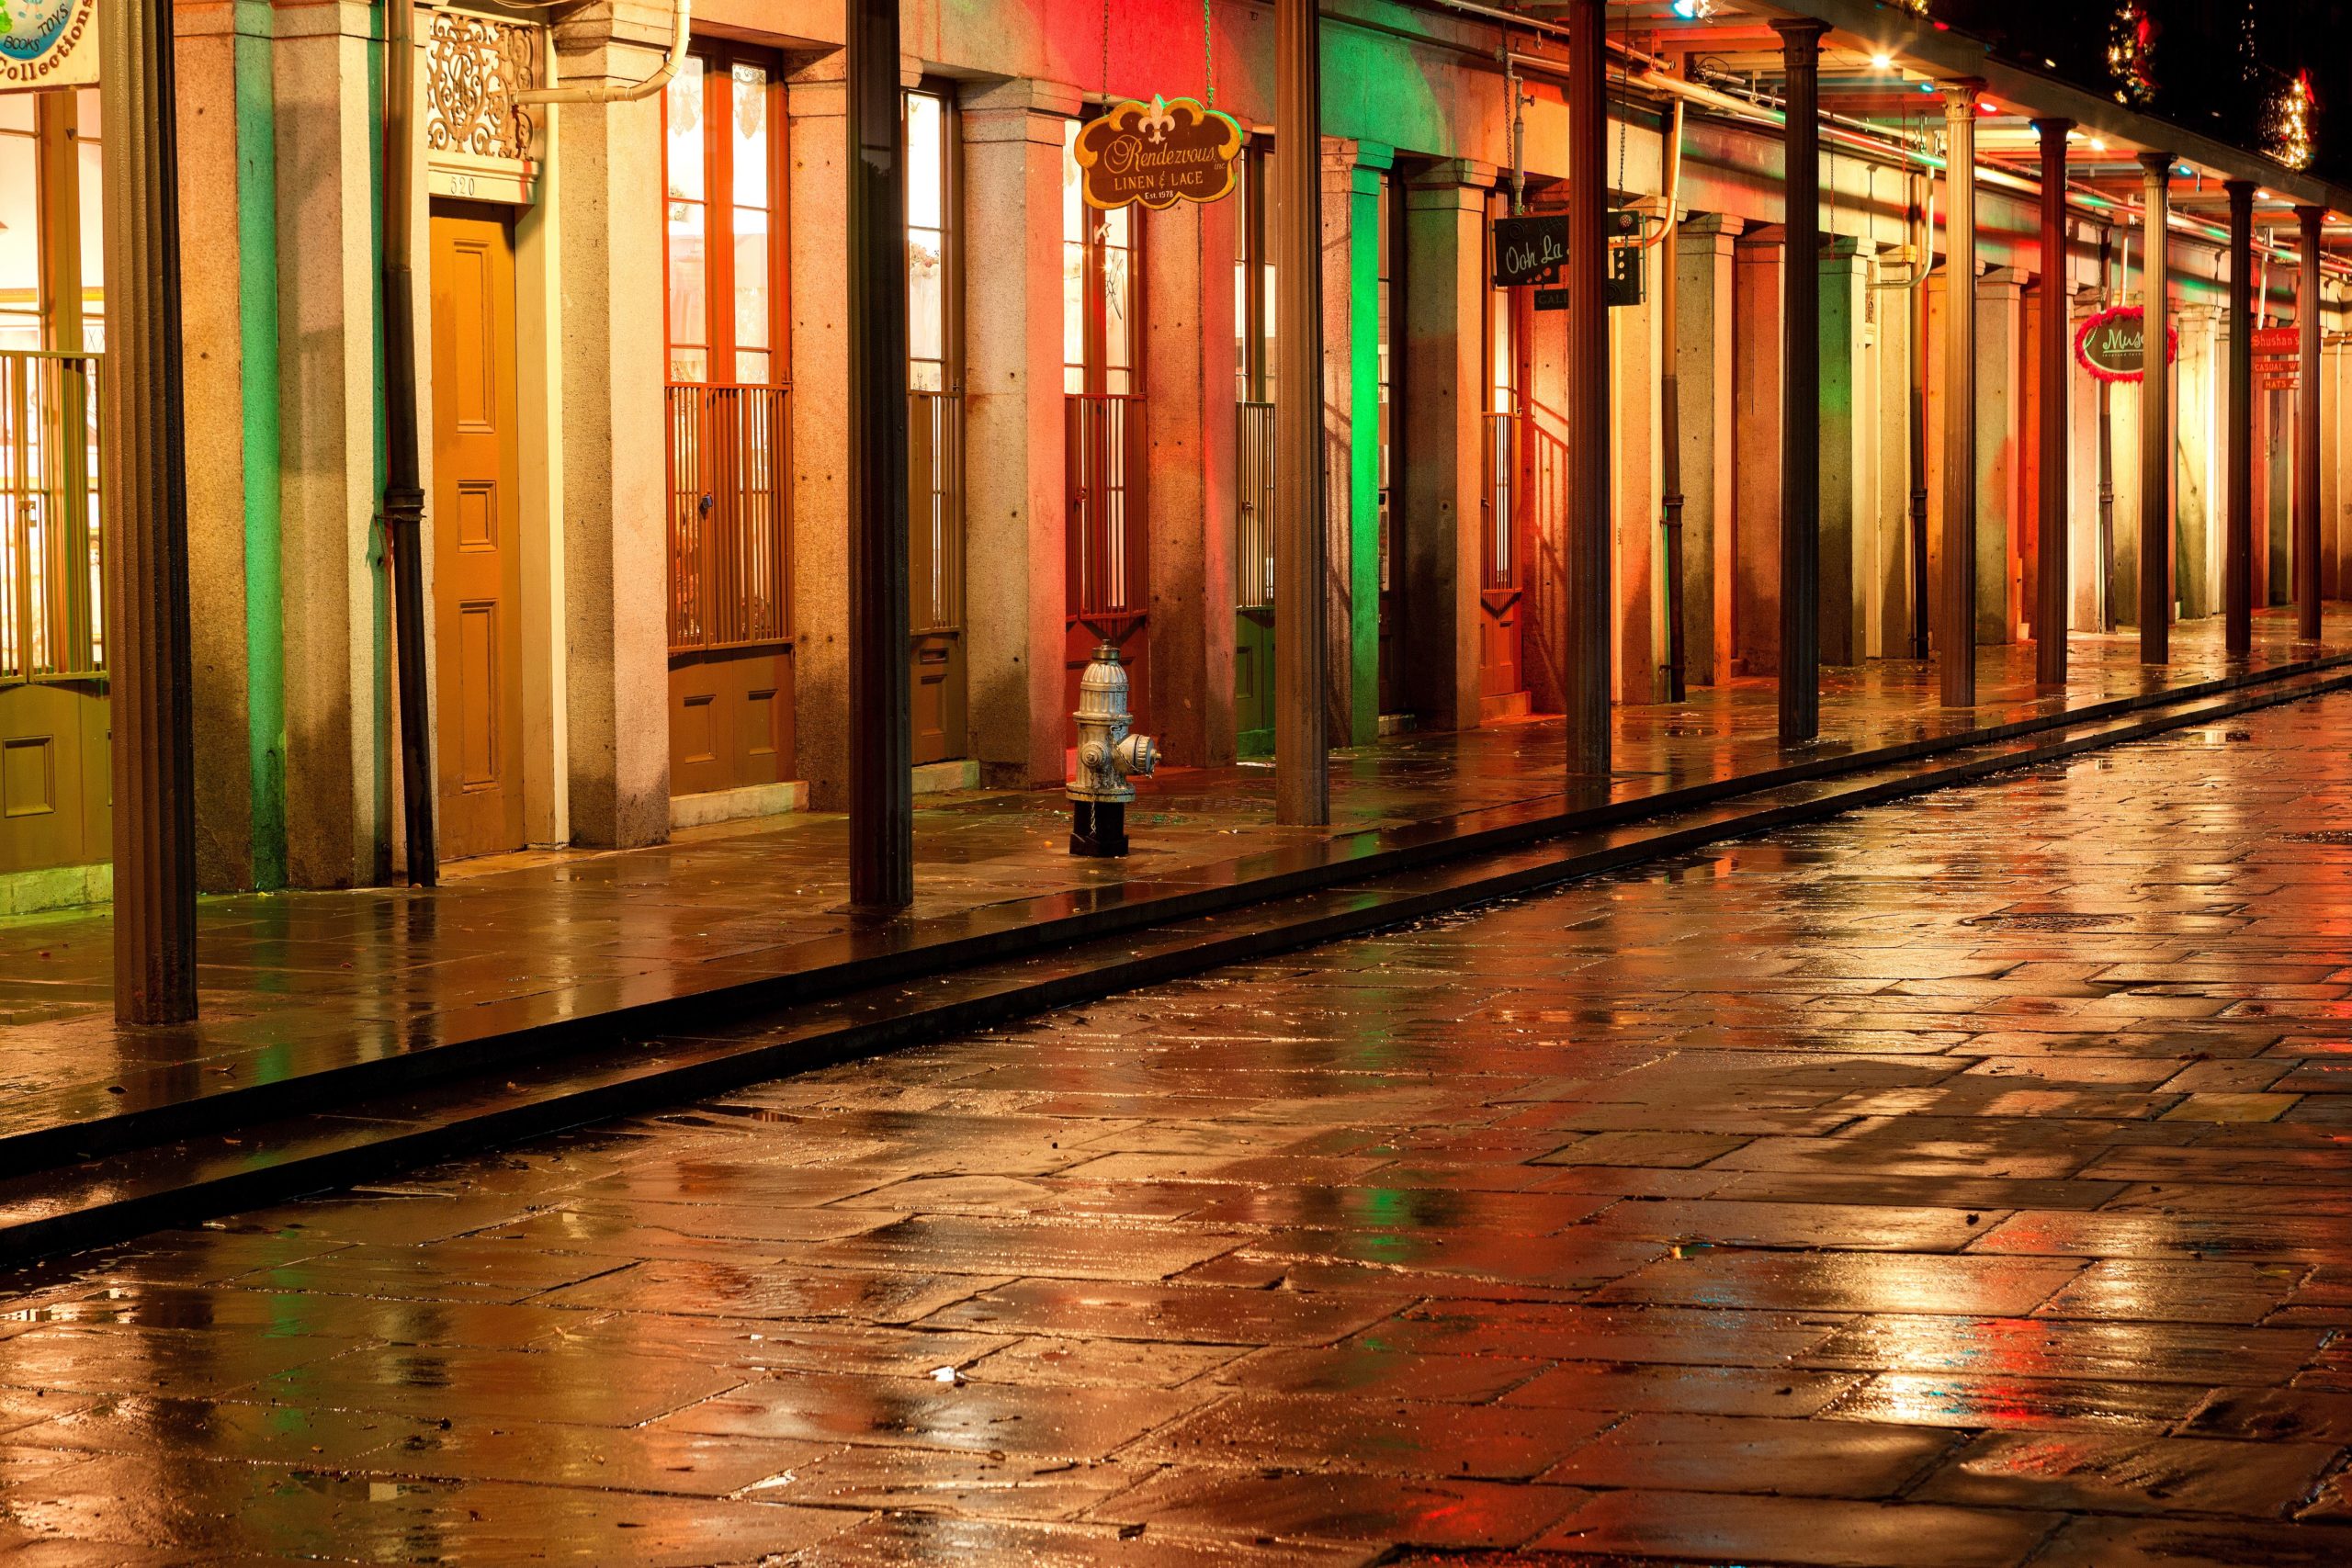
[15,696,2352,1562]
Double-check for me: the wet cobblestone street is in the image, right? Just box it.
[8,694,2352,1565]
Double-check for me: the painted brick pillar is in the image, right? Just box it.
[1731,224,1782,677]
[1142,164,1238,769]
[1674,212,1738,685]
[961,78,1078,789]
[1818,235,1873,667]
[552,11,671,845]
[1399,159,1495,734]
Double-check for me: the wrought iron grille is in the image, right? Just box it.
[0,351,102,688]
[666,383,790,657]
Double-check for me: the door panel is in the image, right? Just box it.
[430,210,527,861]
[909,389,967,765]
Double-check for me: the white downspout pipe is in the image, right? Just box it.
[515,0,689,106]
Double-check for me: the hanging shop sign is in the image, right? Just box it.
[1495,215,1568,288]
[1075,96,1245,211]
[0,0,99,90]
[2074,305,2178,383]
[1510,210,1645,308]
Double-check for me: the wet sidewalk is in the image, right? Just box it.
[0,668,2349,1562]
[0,612,2345,1159]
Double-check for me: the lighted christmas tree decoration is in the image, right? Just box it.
[2267,70,2316,172]
[2109,0,2156,107]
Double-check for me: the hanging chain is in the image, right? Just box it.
[1102,0,1111,106]
[1204,0,1216,107]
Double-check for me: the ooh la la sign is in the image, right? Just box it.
[2074,304,2179,383]
[1074,96,1245,211]
[0,0,97,89]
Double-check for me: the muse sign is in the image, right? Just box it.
[2074,304,2177,383]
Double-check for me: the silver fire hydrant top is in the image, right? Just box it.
[1069,643,1158,804]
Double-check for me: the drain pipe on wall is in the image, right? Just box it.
[383,0,435,887]
[515,0,691,106]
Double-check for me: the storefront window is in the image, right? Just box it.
[907,89,948,394]
[1233,143,1275,405]
[1063,117,1140,396]
[663,50,781,386]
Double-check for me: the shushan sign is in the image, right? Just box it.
[0,0,97,90]
[1075,96,1245,211]
[2074,304,2177,383]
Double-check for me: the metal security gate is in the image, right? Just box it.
[1235,399,1276,751]
[1066,391,1149,738]
[0,350,107,875]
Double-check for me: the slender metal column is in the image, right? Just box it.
[1939,85,1979,707]
[2032,119,2072,685]
[2139,151,2173,665]
[846,0,913,910]
[2299,204,2325,640]
[1273,0,1329,825]
[1565,0,1611,779]
[101,1,197,1024]
[2224,179,2255,658]
[1773,19,1825,742]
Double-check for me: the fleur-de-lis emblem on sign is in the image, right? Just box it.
[1138,96,1176,143]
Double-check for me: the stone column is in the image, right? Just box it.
[2177,303,2221,625]
[1675,213,1739,685]
[2033,119,2072,683]
[1731,224,1782,677]
[271,2,388,886]
[961,78,1078,788]
[1974,265,2023,645]
[2324,300,2346,600]
[1143,162,1238,768]
[176,4,277,893]
[1399,159,1495,733]
[1324,138,1388,749]
[1939,85,1979,703]
[2139,150,2174,663]
[2299,206,2324,638]
[552,12,670,844]
[1818,235,1873,667]
[1612,243,1663,705]
[1873,250,1917,660]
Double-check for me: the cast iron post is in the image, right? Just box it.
[846,0,913,909]
[1274,0,1329,825]
[1939,84,1980,707]
[101,0,197,1024]
[1566,0,1611,780]
[1773,20,1825,742]
[2139,151,2173,664]
[2033,119,2071,686]
[2299,204,2325,640]
[2224,179,2254,658]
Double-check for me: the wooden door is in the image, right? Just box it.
[910,389,967,765]
[430,209,526,861]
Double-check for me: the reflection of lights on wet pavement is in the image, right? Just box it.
[2,696,2352,1557]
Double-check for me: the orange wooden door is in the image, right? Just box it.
[430,210,526,860]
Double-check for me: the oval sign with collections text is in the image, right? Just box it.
[0,0,98,89]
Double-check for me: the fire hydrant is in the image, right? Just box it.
[1069,643,1158,856]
